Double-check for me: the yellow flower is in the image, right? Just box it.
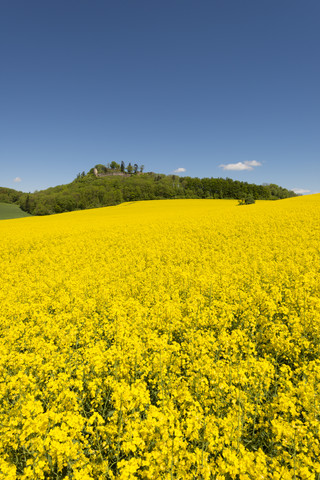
[0,196,320,478]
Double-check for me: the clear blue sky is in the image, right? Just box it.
[1,0,319,194]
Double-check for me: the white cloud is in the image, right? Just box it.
[219,162,252,171]
[13,177,22,183]
[219,160,262,171]
[244,160,262,167]
[292,188,311,194]
[173,167,186,173]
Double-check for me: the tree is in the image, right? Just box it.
[94,164,107,174]
[121,161,125,173]
[25,194,31,213]
[238,195,255,205]
[140,165,144,173]
[110,161,120,170]
[133,163,139,174]
[245,195,255,204]
[127,163,133,174]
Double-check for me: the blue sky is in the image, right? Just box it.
[1,0,319,194]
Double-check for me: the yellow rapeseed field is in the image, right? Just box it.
[1,197,320,480]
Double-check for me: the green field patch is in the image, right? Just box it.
[0,203,32,220]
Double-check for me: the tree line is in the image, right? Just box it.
[13,168,297,216]
[0,187,24,204]
[88,162,145,175]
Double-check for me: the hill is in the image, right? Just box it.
[0,202,32,220]
[0,187,24,204]
[15,166,296,216]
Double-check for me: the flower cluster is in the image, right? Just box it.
[0,196,320,479]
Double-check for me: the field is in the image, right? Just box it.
[0,197,320,480]
[0,203,31,220]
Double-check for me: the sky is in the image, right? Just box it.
[1,0,319,194]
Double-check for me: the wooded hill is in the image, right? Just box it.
[1,165,297,216]
[0,187,24,204]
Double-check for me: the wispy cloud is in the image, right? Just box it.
[13,177,22,183]
[219,160,262,171]
[292,188,311,194]
[173,167,186,173]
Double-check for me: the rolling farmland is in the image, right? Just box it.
[0,203,31,220]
